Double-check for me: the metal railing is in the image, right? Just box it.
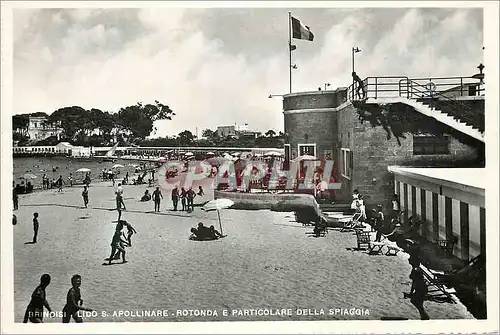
[347,75,485,101]
[347,75,484,131]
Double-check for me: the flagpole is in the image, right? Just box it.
[288,12,292,94]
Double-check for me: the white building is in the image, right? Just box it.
[27,116,63,141]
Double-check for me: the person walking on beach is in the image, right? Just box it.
[23,274,52,323]
[62,274,93,323]
[180,187,187,211]
[152,186,163,212]
[116,183,126,210]
[186,187,196,212]
[171,185,179,211]
[124,221,137,247]
[13,183,19,210]
[68,173,74,187]
[57,175,64,192]
[42,174,47,189]
[82,186,89,208]
[405,258,430,320]
[32,212,40,243]
[107,225,127,264]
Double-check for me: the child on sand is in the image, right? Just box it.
[32,213,39,243]
[23,274,52,323]
[62,274,93,323]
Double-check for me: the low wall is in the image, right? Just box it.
[214,190,326,223]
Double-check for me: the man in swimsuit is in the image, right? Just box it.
[62,274,93,323]
[23,274,52,323]
[108,223,127,264]
[32,212,39,243]
[152,186,163,212]
[352,71,366,99]
[82,186,89,208]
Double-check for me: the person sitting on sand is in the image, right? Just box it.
[209,225,223,238]
[23,274,52,323]
[197,185,205,197]
[140,190,151,202]
[62,274,93,323]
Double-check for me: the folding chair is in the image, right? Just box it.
[420,264,457,304]
[340,212,362,232]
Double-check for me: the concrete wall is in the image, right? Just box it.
[336,103,481,206]
[283,89,347,111]
[393,171,485,261]
[283,110,338,161]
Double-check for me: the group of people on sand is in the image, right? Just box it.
[23,274,93,323]
[189,222,224,241]
[138,185,205,213]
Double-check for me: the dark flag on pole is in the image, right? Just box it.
[291,16,314,41]
[289,44,297,51]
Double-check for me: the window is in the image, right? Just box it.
[298,143,316,157]
[341,148,353,179]
[413,135,450,155]
[284,143,291,161]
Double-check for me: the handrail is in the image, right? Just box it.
[347,75,485,102]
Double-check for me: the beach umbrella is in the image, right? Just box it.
[76,168,91,173]
[184,152,194,156]
[202,198,234,236]
[205,157,227,166]
[264,151,283,157]
[206,151,215,155]
[292,154,317,162]
[22,173,37,180]
[112,164,124,169]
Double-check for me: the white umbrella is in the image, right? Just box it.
[264,151,283,157]
[184,152,194,156]
[232,152,240,156]
[292,154,317,162]
[112,164,124,169]
[76,168,91,173]
[206,151,215,155]
[201,198,234,236]
[22,173,37,180]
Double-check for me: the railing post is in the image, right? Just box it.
[460,77,463,96]
[375,77,377,99]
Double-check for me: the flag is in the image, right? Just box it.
[289,44,296,51]
[291,16,314,41]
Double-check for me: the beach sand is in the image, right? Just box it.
[12,179,473,322]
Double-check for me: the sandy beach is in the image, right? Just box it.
[12,178,473,322]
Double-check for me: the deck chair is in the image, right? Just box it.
[419,264,457,304]
[340,212,363,232]
[354,229,385,254]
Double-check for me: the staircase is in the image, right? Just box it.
[319,202,354,227]
[348,76,485,143]
[364,97,484,143]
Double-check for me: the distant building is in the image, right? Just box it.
[217,126,236,138]
[27,116,63,141]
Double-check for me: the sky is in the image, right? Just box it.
[13,6,484,138]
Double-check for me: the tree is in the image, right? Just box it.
[116,101,176,140]
[48,106,89,141]
[12,114,29,131]
[177,130,195,146]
